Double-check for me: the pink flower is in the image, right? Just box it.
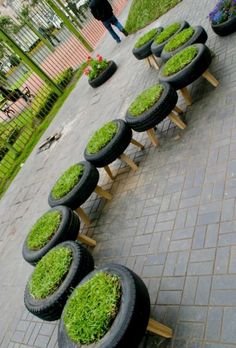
[98,55,103,62]
[84,67,90,76]
[87,56,92,62]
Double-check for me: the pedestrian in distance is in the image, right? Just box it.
[89,0,128,43]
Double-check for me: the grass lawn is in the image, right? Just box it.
[125,0,182,34]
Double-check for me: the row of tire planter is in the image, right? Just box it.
[22,20,218,347]
[132,21,208,63]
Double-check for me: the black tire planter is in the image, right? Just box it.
[132,27,163,60]
[48,161,99,210]
[161,26,208,62]
[24,241,94,321]
[88,61,117,88]
[211,16,236,36]
[84,119,132,168]
[151,21,190,58]
[125,82,178,132]
[22,206,80,266]
[159,44,212,90]
[58,263,150,348]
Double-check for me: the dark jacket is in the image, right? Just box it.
[89,0,113,21]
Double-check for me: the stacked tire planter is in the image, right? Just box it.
[58,264,151,348]
[211,16,236,36]
[160,26,208,62]
[84,119,132,168]
[24,241,94,321]
[22,206,80,266]
[48,161,99,210]
[89,61,117,88]
[151,21,190,58]
[132,27,163,60]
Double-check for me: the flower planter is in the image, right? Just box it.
[211,15,236,36]
[89,61,117,88]
[125,82,186,147]
[159,44,219,106]
[161,26,208,62]
[58,264,173,347]
[48,161,112,226]
[84,119,144,180]
[151,21,190,58]
[22,206,83,265]
[24,241,94,321]
[132,27,163,60]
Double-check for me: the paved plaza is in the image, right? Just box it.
[1,0,236,347]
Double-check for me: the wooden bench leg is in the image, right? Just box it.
[180,87,192,106]
[75,207,91,226]
[147,318,173,338]
[77,233,97,247]
[146,56,152,68]
[94,185,112,200]
[202,70,219,87]
[168,111,187,130]
[119,153,138,171]
[173,105,183,115]
[104,165,115,180]
[150,54,160,70]
[146,128,159,146]
[131,138,144,150]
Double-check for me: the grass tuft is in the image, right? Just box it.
[134,28,158,48]
[28,247,73,299]
[154,22,181,44]
[164,27,195,52]
[51,164,84,199]
[63,272,121,344]
[86,122,118,154]
[125,0,182,33]
[27,210,61,250]
[163,45,198,76]
[128,84,164,116]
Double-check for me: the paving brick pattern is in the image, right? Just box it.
[1,0,236,347]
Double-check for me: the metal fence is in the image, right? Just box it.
[0,0,128,195]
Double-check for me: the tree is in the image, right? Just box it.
[0,16,19,34]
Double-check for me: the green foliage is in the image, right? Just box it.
[63,272,121,344]
[51,164,84,199]
[27,210,61,250]
[134,28,158,48]
[163,45,198,76]
[9,54,21,67]
[34,90,59,120]
[129,84,164,116]
[125,0,182,33]
[86,122,118,154]
[154,22,181,44]
[28,247,73,299]
[55,67,74,90]
[0,65,86,198]
[20,5,30,19]
[164,27,195,52]
[0,16,19,34]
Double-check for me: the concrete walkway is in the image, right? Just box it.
[2,0,236,347]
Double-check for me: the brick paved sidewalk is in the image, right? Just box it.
[2,0,236,347]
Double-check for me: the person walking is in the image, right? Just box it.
[89,0,128,43]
